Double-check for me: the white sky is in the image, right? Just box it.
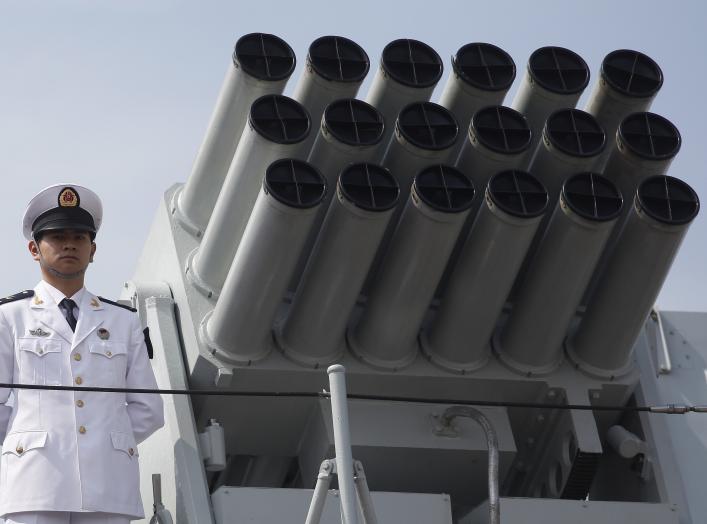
[1,0,705,310]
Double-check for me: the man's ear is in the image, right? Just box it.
[28,240,41,262]
[90,242,96,263]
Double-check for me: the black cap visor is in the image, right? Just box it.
[32,207,97,239]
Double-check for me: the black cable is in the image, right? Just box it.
[1,382,704,414]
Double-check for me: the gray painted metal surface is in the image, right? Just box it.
[106,36,707,524]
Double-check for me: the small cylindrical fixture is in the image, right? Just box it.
[382,101,459,204]
[308,99,386,203]
[567,176,699,377]
[511,46,590,151]
[603,112,681,217]
[349,165,475,370]
[276,164,399,367]
[439,42,516,160]
[365,39,443,153]
[202,159,326,363]
[189,95,310,295]
[495,173,622,375]
[456,105,532,198]
[529,109,606,203]
[176,33,296,235]
[293,36,370,155]
[584,50,663,167]
[421,171,548,372]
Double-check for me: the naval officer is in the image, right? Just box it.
[0,184,165,523]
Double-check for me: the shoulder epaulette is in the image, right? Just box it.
[0,290,34,306]
[98,296,137,312]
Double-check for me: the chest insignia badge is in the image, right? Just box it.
[29,328,50,337]
[97,328,110,340]
[90,298,100,308]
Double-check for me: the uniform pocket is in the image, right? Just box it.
[89,342,128,385]
[110,431,138,459]
[2,430,48,457]
[18,338,63,386]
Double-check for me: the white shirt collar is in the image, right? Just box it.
[39,280,87,307]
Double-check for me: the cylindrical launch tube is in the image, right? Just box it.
[365,39,443,155]
[602,112,681,219]
[456,105,532,212]
[176,33,296,235]
[276,164,399,367]
[421,171,548,372]
[189,95,310,295]
[293,36,370,156]
[528,109,606,204]
[439,42,516,161]
[584,50,663,168]
[382,101,459,205]
[495,173,622,375]
[511,47,590,152]
[567,176,699,377]
[290,100,385,291]
[349,166,475,370]
[308,99,385,205]
[513,109,606,298]
[202,160,326,363]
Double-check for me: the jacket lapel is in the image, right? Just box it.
[31,285,74,345]
[71,292,104,349]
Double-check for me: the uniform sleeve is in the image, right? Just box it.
[126,314,164,444]
[0,309,14,442]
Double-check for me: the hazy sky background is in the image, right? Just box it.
[0,0,705,310]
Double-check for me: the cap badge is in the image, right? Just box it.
[58,187,80,208]
[97,328,110,340]
[29,328,50,337]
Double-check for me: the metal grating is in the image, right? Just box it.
[381,38,443,88]
[249,95,310,144]
[308,35,370,82]
[488,170,548,218]
[601,49,663,97]
[234,33,296,81]
[452,42,516,91]
[397,102,458,150]
[414,165,475,212]
[560,451,601,500]
[264,159,326,208]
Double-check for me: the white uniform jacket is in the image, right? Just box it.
[0,282,164,518]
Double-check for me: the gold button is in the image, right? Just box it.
[16,446,23,454]
[76,400,84,408]
[75,377,83,385]
[78,426,86,434]
[128,448,134,456]
[73,353,82,361]
[105,350,112,357]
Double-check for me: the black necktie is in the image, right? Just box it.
[59,298,78,332]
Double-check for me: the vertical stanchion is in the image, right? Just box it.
[327,365,359,524]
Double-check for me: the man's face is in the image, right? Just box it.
[29,229,96,279]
